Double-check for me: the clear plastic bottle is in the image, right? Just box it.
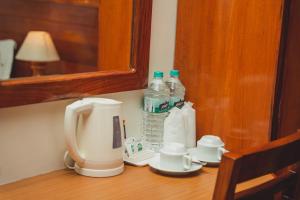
[143,71,170,151]
[166,69,185,109]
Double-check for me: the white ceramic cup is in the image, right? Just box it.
[160,142,192,171]
[196,135,228,161]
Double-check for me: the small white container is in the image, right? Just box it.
[196,135,228,161]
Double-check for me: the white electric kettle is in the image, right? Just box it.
[64,98,124,177]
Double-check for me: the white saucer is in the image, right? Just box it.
[148,155,202,176]
[188,148,221,165]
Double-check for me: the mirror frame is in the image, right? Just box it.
[0,0,152,108]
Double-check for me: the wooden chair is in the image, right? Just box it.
[213,132,300,200]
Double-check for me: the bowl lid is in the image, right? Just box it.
[197,135,224,147]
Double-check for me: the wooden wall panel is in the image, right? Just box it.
[175,0,284,151]
[98,0,133,71]
[275,0,300,138]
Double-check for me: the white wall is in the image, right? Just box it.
[0,0,178,185]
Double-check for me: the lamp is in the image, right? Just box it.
[16,31,60,76]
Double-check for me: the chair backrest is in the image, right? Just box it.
[213,132,300,200]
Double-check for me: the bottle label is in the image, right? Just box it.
[144,97,169,113]
[170,96,184,109]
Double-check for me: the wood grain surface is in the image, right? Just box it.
[273,0,300,138]
[0,165,274,200]
[98,0,133,71]
[0,166,217,200]
[175,0,284,151]
[11,61,98,78]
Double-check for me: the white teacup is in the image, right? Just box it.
[196,135,228,161]
[160,142,192,171]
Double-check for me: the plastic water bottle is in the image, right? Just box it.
[166,70,185,109]
[143,71,170,151]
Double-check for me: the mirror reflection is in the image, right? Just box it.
[0,0,133,80]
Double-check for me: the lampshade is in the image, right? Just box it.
[16,31,60,62]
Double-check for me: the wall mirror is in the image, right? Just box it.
[0,0,152,107]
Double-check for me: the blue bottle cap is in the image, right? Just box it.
[170,70,179,77]
[154,71,164,78]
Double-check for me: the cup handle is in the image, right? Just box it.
[217,147,229,161]
[183,155,192,170]
[64,100,93,167]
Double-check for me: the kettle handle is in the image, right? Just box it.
[64,100,93,166]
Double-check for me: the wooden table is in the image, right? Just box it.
[0,165,274,200]
[0,165,218,200]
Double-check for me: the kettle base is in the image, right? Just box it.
[74,163,124,177]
